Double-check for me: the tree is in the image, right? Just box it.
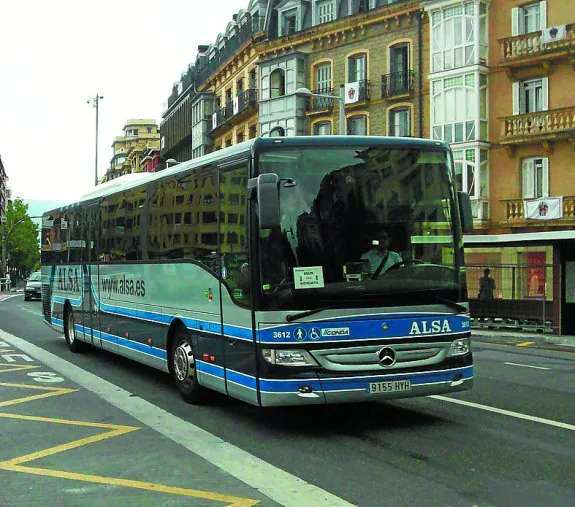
[3,199,40,282]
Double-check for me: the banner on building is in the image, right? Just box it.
[212,113,217,130]
[542,25,566,44]
[233,97,239,116]
[524,196,563,220]
[344,82,359,104]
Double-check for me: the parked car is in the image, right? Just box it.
[25,271,42,301]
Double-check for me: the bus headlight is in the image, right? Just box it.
[448,338,471,357]
[262,349,317,367]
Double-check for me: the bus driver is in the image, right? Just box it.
[362,229,402,278]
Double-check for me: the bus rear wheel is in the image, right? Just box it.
[64,304,85,353]
[170,327,206,404]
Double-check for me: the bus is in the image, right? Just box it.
[41,136,474,407]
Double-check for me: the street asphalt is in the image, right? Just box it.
[0,293,574,506]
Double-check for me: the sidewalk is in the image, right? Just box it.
[472,324,575,348]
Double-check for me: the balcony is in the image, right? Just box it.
[503,196,575,221]
[356,80,370,102]
[500,106,575,147]
[209,89,258,135]
[381,71,415,98]
[306,87,335,113]
[499,23,575,72]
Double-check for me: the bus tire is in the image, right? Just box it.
[64,304,85,353]
[170,326,206,404]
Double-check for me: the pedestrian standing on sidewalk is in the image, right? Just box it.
[478,268,496,324]
[478,268,496,300]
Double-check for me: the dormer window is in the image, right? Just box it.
[125,129,138,137]
[315,0,335,25]
[278,1,302,36]
[283,10,297,35]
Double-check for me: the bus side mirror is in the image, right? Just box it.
[458,191,473,233]
[248,173,280,229]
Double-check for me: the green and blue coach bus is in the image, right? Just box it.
[41,136,474,406]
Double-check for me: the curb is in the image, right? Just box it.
[472,328,575,348]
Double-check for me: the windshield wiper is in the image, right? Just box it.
[285,305,337,323]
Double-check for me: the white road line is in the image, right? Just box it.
[504,362,551,371]
[430,395,575,432]
[19,306,42,316]
[0,294,21,302]
[0,329,354,507]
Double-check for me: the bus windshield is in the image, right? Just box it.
[257,145,465,310]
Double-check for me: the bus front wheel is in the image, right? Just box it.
[64,304,85,353]
[170,327,206,404]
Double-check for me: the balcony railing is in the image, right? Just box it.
[504,196,575,220]
[500,23,575,62]
[306,87,335,112]
[209,89,258,133]
[237,88,258,115]
[357,79,370,102]
[381,71,415,98]
[500,106,575,143]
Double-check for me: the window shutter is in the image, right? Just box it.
[541,76,549,111]
[542,158,549,197]
[511,7,520,36]
[522,159,535,198]
[512,82,520,115]
[539,1,547,30]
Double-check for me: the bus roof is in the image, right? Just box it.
[44,136,449,216]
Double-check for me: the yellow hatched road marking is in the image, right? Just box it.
[0,464,259,506]
[0,376,260,504]
[0,364,39,374]
[517,341,536,347]
[0,382,77,408]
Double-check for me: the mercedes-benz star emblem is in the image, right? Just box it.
[378,347,396,367]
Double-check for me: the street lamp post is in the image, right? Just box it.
[295,84,346,135]
[87,94,104,186]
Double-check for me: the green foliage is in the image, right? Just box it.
[2,199,40,278]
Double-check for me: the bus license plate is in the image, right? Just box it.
[368,380,411,394]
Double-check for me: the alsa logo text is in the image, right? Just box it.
[57,268,80,293]
[409,319,452,335]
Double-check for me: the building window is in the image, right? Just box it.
[432,73,485,144]
[270,126,286,137]
[389,108,410,137]
[313,121,331,136]
[389,43,410,94]
[348,53,367,83]
[316,0,335,25]
[512,2,546,35]
[522,157,549,199]
[270,69,286,98]
[513,77,548,115]
[347,115,367,135]
[125,128,138,137]
[280,9,298,35]
[315,62,332,91]
[431,3,479,72]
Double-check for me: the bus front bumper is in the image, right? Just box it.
[258,365,473,407]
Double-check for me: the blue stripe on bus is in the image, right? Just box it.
[196,361,258,390]
[258,314,470,344]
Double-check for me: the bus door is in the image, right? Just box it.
[82,205,100,347]
[217,159,257,404]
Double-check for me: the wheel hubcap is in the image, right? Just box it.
[67,313,75,343]
[174,342,194,383]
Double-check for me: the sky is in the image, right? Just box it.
[0,0,249,205]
